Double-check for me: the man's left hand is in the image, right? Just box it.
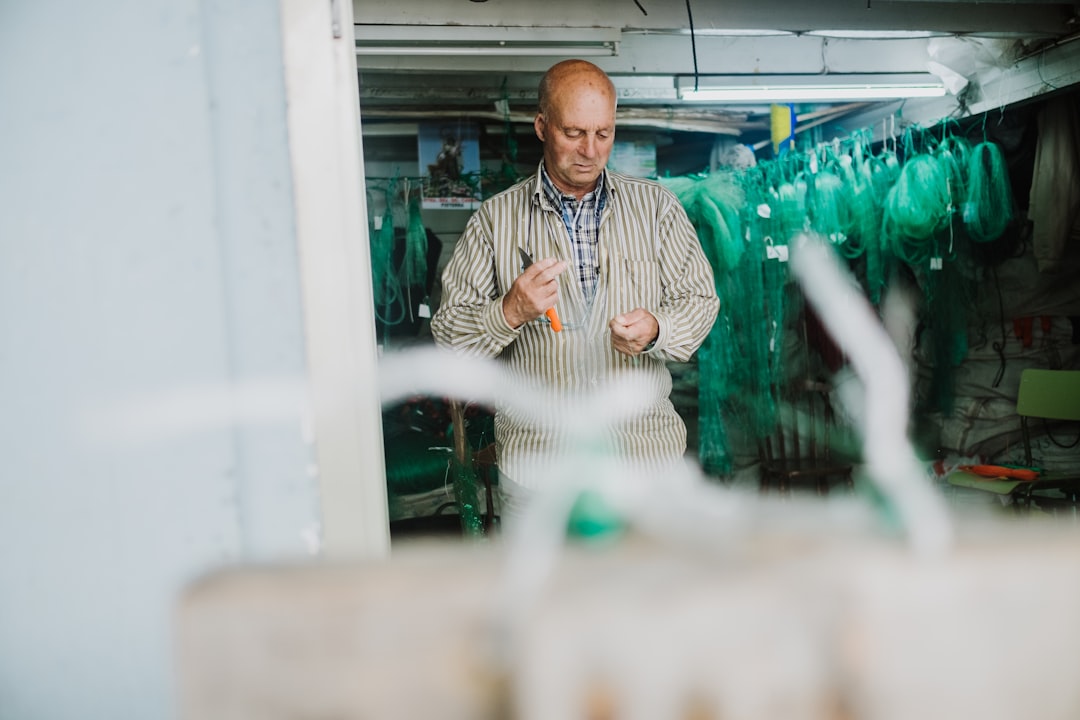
[609,308,659,356]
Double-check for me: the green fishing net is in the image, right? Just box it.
[665,171,790,474]
[883,154,952,262]
[964,141,1014,242]
[667,124,1015,475]
[403,190,428,290]
[371,185,405,328]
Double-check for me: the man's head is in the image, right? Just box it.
[535,59,617,199]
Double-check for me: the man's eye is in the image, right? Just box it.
[565,130,583,138]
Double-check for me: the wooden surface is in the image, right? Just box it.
[177,520,1080,720]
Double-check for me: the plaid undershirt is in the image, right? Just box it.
[540,166,607,305]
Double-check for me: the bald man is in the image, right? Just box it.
[432,59,718,524]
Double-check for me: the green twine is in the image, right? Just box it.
[921,259,970,415]
[771,178,806,244]
[807,169,853,247]
[371,185,406,327]
[883,154,952,265]
[403,190,428,287]
[660,174,745,274]
[964,141,1014,242]
[887,154,952,239]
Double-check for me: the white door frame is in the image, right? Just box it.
[280,0,390,557]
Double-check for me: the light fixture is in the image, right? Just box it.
[676,74,947,102]
[355,25,620,57]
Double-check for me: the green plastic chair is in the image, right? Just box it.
[1010,369,1080,513]
[946,369,1080,510]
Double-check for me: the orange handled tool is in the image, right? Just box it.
[958,464,1040,482]
[518,248,562,332]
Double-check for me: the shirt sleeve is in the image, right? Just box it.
[430,207,520,358]
[649,193,720,363]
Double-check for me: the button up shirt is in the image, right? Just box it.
[431,162,719,487]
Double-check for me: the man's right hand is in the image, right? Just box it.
[502,257,567,329]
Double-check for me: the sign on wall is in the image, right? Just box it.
[418,122,482,210]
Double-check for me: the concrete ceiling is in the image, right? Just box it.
[353,0,1080,146]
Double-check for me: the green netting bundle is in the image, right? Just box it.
[371,185,405,326]
[403,191,428,287]
[663,172,758,475]
[661,173,745,274]
[868,151,901,206]
[847,155,878,245]
[963,141,1014,242]
[883,154,953,266]
[770,177,807,245]
[935,135,971,204]
[921,258,970,415]
[666,121,1016,466]
[807,168,854,248]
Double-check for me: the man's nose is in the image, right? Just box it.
[579,135,598,158]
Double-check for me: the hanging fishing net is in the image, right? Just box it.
[371,184,405,329]
[403,189,428,295]
[662,173,745,274]
[963,141,1014,243]
[664,169,796,475]
[883,153,953,264]
[666,122,1020,478]
[663,172,749,474]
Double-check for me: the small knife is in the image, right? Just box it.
[518,248,563,332]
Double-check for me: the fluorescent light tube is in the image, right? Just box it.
[677,74,947,102]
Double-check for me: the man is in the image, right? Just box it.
[431,59,718,520]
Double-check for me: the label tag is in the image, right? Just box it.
[418,303,431,319]
[373,215,383,230]
[766,244,790,262]
[930,257,943,270]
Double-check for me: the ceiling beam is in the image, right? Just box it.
[353,0,1075,37]
[355,32,938,77]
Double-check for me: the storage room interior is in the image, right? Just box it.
[3,1,1080,719]
[359,1,1080,534]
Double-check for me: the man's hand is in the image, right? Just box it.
[502,257,567,329]
[610,308,659,356]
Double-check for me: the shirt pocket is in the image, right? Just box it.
[617,258,662,312]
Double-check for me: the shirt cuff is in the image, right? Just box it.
[645,312,671,354]
[482,296,521,348]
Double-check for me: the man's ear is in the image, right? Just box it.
[534,113,546,142]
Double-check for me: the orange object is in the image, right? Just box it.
[959,464,1039,482]
[518,247,562,333]
[545,307,563,332]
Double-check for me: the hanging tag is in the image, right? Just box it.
[930,257,943,270]
[767,245,790,262]
[374,215,383,230]
[418,303,431,319]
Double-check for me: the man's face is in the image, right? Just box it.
[535,79,616,198]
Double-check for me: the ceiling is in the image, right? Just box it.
[353,0,1080,154]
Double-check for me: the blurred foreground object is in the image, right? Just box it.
[178,522,1080,720]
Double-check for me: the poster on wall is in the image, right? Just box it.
[418,122,482,210]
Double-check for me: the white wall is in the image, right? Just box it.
[0,2,346,717]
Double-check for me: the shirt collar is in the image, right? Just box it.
[534,161,610,209]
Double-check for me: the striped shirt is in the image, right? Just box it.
[431,163,719,488]
[541,167,605,305]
